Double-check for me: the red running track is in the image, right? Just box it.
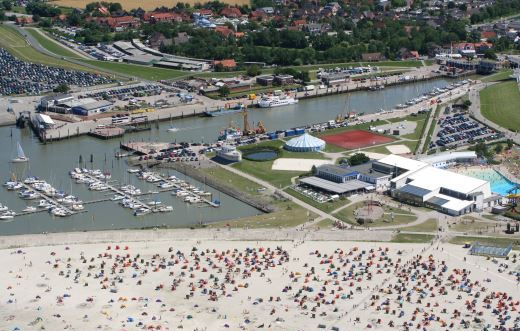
[322,130,395,149]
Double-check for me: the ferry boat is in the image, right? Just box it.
[258,95,298,108]
[204,103,245,117]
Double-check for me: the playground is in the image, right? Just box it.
[321,130,395,149]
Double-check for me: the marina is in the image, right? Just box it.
[0,77,461,235]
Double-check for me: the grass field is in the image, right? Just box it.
[361,140,417,155]
[480,80,520,131]
[200,166,264,196]
[449,236,520,250]
[391,233,435,243]
[51,0,250,11]
[480,69,514,82]
[0,25,90,72]
[207,200,315,229]
[26,28,81,59]
[333,201,416,227]
[401,218,439,232]
[285,188,350,213]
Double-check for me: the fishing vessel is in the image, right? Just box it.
[204,103,245,117]
[11,142,29,163]
[258,95,298,108]
[218,125,242,141]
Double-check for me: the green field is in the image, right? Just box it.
[391,233,435,243]
[401,218,439,232]
[333,201,416,227]
[480,69,514,82]
[26,28,81,59]
[207,200,314,229]
[422,105,441,153]
[0,24,90,71]
[200,166,264,196]
[285,187,350,213]
[449,236,520,250]
[480,81,520,131]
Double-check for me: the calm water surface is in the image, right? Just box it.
[0,78,453,235]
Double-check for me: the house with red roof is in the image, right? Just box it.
[213,59,237,68]
[220,7,242,18]
[215,26,236,38]
[144,12,183,23]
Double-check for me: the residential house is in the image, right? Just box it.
[362,52,385,61]
[220,7,242,18]
[15,16,33,25]
[215,26,236,38]
[95,16,141,31]
[213,59,237,69]
[149,32,173,48]
[250,10,268,21]
[173,32,190,45]
[480,31,497,40]
[144,12,183,23]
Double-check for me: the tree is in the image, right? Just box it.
[246,64,262,77]
[483,49,497,60]
[494,144,503,154]
[218,85,230,97]
[53,84,70,93]
[506,139,514,150]
[311,165,317,175]
[108,2,122,13]
[0,10,5,21]
[2,0,12,10]
[462,99,472,110]
[348,153,370,166]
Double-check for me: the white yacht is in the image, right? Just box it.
[258,95,298,108]
[11,142,29,163]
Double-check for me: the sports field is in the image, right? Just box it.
[480,80,520,132]
[321,129,395,149]
[52,0,250,10]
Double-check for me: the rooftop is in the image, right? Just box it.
[406,167,488,195]
[299,176,372,194]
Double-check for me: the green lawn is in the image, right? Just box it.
[450,219,501,233]
[26,28,81,59]
[449,236,520,250]
[480,69,514,82]
[313,218,335,229]
[200,166,264,196]
[391,233,435,243]
[400,218,439,232]
[207,200,314,229]
[0,25,90,72]
[480,81,520,131]
[285,187,350,213]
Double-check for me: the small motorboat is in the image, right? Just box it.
[166,126,178,132]
[22,206,37,212]
[134,207,151,216]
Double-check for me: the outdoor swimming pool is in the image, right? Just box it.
[461,168,518,196]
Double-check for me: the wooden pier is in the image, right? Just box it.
[16,182,79,217]
[132,171,220,208]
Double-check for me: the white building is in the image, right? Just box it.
[418,151,477,168]
[374,155,500,216]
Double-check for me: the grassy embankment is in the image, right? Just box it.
[391,234,435,243]
[479,80,520,131]
[0,24,90,71]
[333,201,417,227]
[421,105,442,153]
[400,218,439,232]
[200,166,317,228]
[480,69,514,83]
[23,27,189,80]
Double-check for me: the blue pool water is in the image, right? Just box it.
[461,169,518,196]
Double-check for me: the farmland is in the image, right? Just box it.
[51,0,250,11]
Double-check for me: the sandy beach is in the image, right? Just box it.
[1,237,518,330]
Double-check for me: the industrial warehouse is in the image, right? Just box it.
[298,154,501,216]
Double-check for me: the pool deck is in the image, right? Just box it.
[454,165,518,195]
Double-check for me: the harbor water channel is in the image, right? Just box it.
[0,78,452,235]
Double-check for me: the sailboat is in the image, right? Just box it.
[11,142,29,163]
[166,118,178,132]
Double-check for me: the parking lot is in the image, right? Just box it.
[292,185,338,204]
[433,112,503,148]
[0,48,113,96]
